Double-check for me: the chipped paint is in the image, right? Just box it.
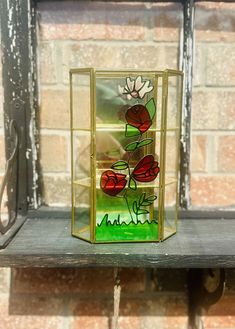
[179,0,194,209]
[0,0,41,219]
[28,2,41,208]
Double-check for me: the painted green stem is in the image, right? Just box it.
[123,194,135,223]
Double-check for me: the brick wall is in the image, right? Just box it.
[38,1,182,206]
[38,1,235,208]
[0,2,235,329]
[191,2,235,207]
[0,268,235,329]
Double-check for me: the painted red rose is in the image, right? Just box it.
[100,170,127,196]
[125,104,152,133]
[132,155,160,182]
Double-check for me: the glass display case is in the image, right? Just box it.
[70,68,183,243]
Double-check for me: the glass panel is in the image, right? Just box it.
[164,182,177,239]
[95,72,160,242]
[156,76,163,131]
[163,130,179,239]
[72,131,91,183]
[73,184,91,242]
[192,2,235,208]
[165,130,179,179]
[166,74,182,129]
[72,130,91,240]
[96,73,156,128]
[95,184,160,242]
[71,72,91,130]
[163,73,182,239]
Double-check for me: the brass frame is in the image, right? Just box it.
[70,68,183,243]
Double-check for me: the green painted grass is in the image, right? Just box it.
[96,215,158,242]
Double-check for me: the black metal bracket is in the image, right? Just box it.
[0,121,27,249]
[188,268,226,329]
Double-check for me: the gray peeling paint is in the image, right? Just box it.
[0,0,40,217]
[180,0,195,209]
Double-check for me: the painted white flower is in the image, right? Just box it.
[118,76,153,100]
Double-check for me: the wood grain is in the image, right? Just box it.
[0,208,235,268]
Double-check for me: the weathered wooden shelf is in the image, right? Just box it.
[0,207,235,268]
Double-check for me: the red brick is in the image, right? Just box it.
[165,134,178,173]
[218,136,235,172]
[0,295,64,329]
[71,87,90,130]
[206,46,235,86]
[202,294,235,328]
[42,175,70,206]
[71,298,144,329]
[153,3,183,41]
[192,90,219,130]
[12,268,145,294]
[12,268,113,294]
[71,296,189,329]
[218,92,235,130]
[40,87,90,130]
[192,90,235,130]
[118,300,142,329]
[40,134,68,172]
[119,268,146,293]
[165,182,177,208]
[163,296,188,329]
[0,268,10,293]
[191,176,235,207]
[38,2,146,41]
[62,44,179,83]
[141,316,163,329]
[71,299,110,329]
[38,42,57,84]
[151,269,187,292]
[72,315,109,329]
[193,45,206,87]
[191,135,207,172]
[40,89,69,129]
[195,2,235,42]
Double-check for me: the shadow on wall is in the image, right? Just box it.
[37,1,235,35]
[6,268,235,329]
[9,268,188,317]
[38,2,182,31]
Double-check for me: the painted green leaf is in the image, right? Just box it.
[137,209,149,215]
[137,138,153,149]
[146,195,157,202]
[125,124,140,137]
[139,193,146,205]
[111,160,128,170]
[146,98,156,120]
[129,177,137,190]
[141,201,152,206]
[133,201,138,214]
[125,141,138,152]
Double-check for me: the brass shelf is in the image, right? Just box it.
[71,125,180,132]
[73,176,177,188]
